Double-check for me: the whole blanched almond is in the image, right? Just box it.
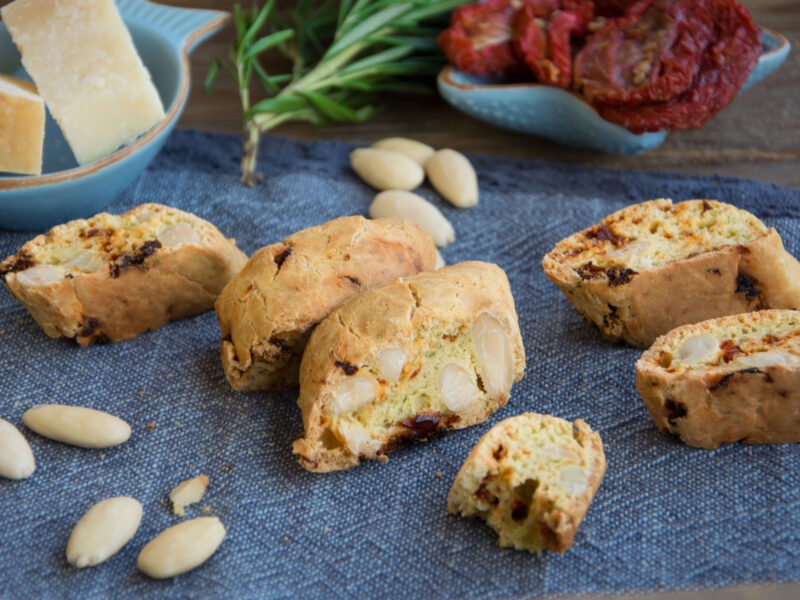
[372,137,435,166]
[66,497,143,568]
[369,190,455,247]
[0,417,35,480]
[425,149,479,208]
[22,405,131,448]
[137,516,226,579]
[350,148,425,191]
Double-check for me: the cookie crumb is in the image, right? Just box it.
[170,474,209,517]
[324,526,330,533]
[435,471,443,478]
[283,536,289,542]
[146,422,156,430]
[223,464,233,472]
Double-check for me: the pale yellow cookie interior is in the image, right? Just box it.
[552,199,767,272]
[13,204,209,278]
[329,317,509,456]
[656,310,800,374]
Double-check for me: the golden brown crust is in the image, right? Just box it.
[636,310,800,448]
[447,413,605,553]
[215,216,436,391]
[542,199,800,347]
[293,261,526,472]
[0,203,246,345]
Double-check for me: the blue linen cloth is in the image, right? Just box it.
[1,130,799,600]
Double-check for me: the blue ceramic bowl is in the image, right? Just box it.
[0,0,229,232]
[438,27,791,156]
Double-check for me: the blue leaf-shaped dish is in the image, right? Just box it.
[438,27,790,156]
[0,0,229,232]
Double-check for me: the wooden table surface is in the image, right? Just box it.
[166,0,800,190]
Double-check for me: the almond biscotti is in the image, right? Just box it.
[542,199,800,347]
[0,203,246,345]
[636,309,800,448]
[215,216,436,392]
[448,413,605,553]
[293,261,525,472]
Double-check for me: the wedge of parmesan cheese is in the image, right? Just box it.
[1,0,166,165]
[0,74,44,175]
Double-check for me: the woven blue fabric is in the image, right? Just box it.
[1,130,799,600]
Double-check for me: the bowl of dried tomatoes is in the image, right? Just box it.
[437,0,790,154]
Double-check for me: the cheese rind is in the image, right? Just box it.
[0,74,44,175]
[1,0,166,165]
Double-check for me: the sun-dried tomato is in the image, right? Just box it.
[590,0,761,132]
[574,0,715,106]
[594,0,636,17]
[437,0,527,78]
[513,0,594,88]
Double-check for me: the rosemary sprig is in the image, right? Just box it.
[206,0,465,186]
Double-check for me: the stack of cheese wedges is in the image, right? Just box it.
[0,0,165,175]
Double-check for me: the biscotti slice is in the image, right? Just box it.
[0,203,246,345]
[636,309,800,448]
[448,413,605,553]
[542,199,800,347]
[292,261,526,472]
[215,216,436,391]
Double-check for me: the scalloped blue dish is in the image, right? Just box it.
[438,27,790,156]
[0,0,229,232]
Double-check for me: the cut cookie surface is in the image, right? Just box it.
[215,216,436,391]
[0,203,246,345]
[448,413,606,553]
[293,261,525,472]
[636,309,800,448]
[542,199,800,346]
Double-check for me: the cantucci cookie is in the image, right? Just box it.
[448,413,605,553]
[542,199,800,347]
[636,309,800,448]
[0,203,246,345]
[292,261,525,472]
[215,216,436,391]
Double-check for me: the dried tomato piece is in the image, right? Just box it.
[512,0,594,88]
[574,0,715,106]
[594,0,636,17]
[437,0,527,78]
[594,0,761,132]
